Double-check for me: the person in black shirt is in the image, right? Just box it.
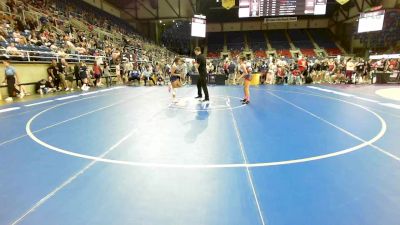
[228,61,237,85]
[194,47,209,102]
[47,59,61,91]
[36,79,55,94]
[356,58,366,82]
[73,63,81,88]
[79,62,90,91]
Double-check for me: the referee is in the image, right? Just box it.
[194,47,209,102]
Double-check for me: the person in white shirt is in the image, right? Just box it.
[267,59,277,84]
[6,43,23,57]
[115,62,122,84]
[345,58,356,81]
[142,65,155,86]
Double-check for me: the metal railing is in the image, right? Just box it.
[0,48,106,63]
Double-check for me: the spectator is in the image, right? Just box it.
[92,61,102,87]
[79,61,90,91]
[345,58,356,83]
[73,62,81,88]
[47,59,61,90]
[6,43,23,58]
[59,58,74,91]
[35,78,55,94]
[115,61,122,84]
[103,61,112,87]
[228,60,237,85]
[128,65,141,85]
[142,65,155,86]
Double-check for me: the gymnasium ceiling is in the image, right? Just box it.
[107,0,396,23]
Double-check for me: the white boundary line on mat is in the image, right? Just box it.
[228,101,266,225]
[0,107,20,113]
[25,90,390,168]
[10,130,136,225]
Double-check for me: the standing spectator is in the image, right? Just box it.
[103,61,112,87]
[60,58,74,91]
[115,61,122,84]
[92,61,102,87]
[2,60,23,101]
[355,58,366,83]
[345,58,356,83]
[56,58,69,91]
[47,59,61,91]
[73,62,81,88]
[79,62,90,91]
[228,60,237,85]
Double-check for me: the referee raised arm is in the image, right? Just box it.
[194,47,209,102]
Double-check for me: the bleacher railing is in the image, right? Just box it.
[0,48,105,63]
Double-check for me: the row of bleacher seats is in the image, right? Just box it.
[54,0,136,35]
[0,0,167,64]
[268,30,291,50]
[226,31,245,51]
[161,21,191,55]
[206,29,342,58]
[308,29,338,49]
[247,31,266,51]
[288,29,314,49]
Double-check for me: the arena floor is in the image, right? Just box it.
[0,85,399,225]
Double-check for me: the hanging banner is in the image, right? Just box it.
[336,0,350,5]
[222,0,235,10]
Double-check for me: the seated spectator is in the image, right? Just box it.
[6,43,23,57]
[331,69,346,83]
[35,78,55,94]
[64,36,76,54]
[39,15,48,26]
[128,66,141,84]
[142,65,155,86]
[75,44,86,54]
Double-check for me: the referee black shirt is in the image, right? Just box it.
[196,54,207,77]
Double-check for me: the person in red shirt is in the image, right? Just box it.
[298,56,307,75]
[388,59,398,71]
[92,61,102,87]
[291,68,302,85]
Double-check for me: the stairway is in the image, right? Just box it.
[264,32,272,51]
[305,30,320,49]
[334,41,347,54]
[284,30,297,50]
[244,33,249,52]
